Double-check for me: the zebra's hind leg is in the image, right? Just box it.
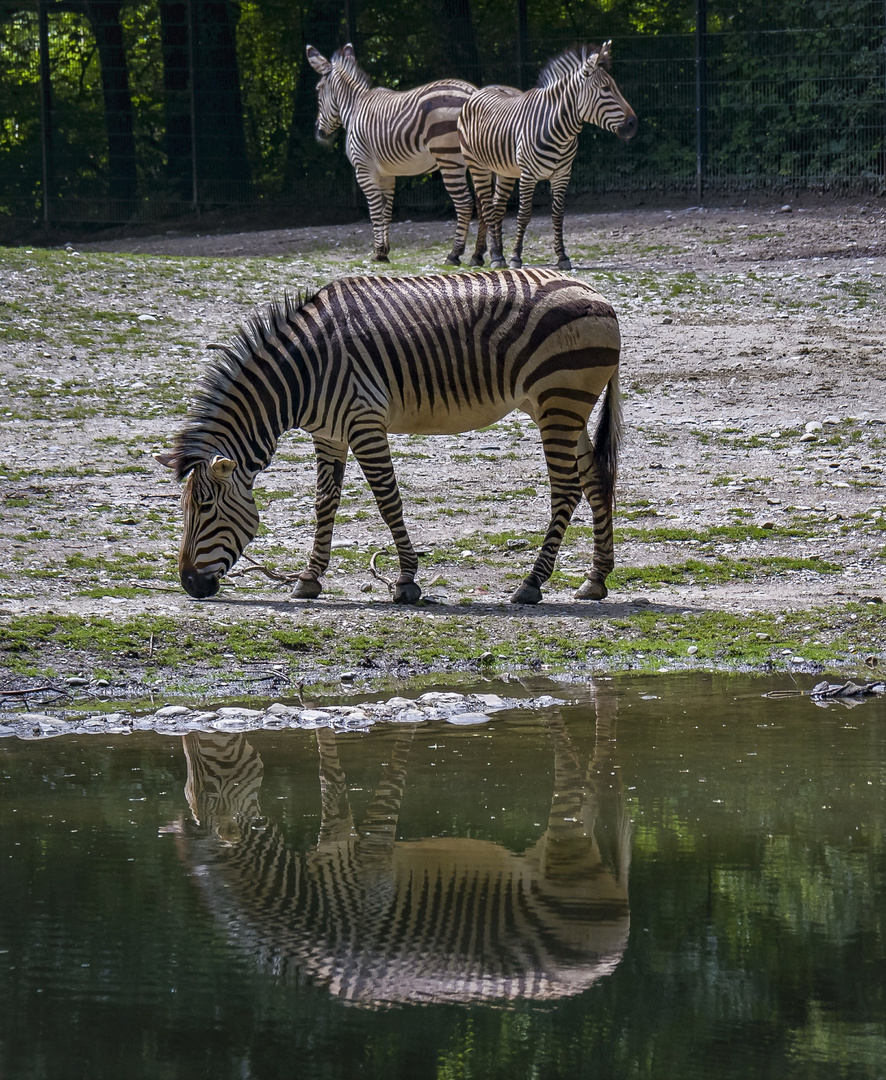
[349,424,422,604]
[439,164,474,266]
[511,422,583,604]
[509,174,538,269]
[573,427,615,601]
[293,438,348,600]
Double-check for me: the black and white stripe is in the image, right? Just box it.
[307,43,486,265]
[156,268,622,604]
[457,43,637,271]
[177,699,630,1007]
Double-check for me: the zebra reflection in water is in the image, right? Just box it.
[174,693,630,1008]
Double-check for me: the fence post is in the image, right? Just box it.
[187,0,199,213]
[38,0,53,226]
[516,0,528,89]
[695,0,707,200]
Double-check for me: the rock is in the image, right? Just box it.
[804,420,824,433]
[687,645,699,655]
[446,712,489,726]
[155,705,191,717]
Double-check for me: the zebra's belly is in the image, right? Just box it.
[386,398,516,436]
[378,150,438,177]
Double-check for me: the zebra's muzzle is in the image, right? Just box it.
[617,115,638,140]
[181,567,221,599]
[314,124,337,148]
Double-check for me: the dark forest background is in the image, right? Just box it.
[1,0,884,236]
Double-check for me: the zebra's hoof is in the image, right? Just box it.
[445,254,462,266]
[490,259,507,270]
[393,581,422,604]
[469,255,485,267]
[292,575,323,600]
[557,257,573,271]
[510,583,542,605]
[509,256,523,269]
[574,577,608,601]
[374,253,390,263]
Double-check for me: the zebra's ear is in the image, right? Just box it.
[341,42,356,62]
[209,455,237,481]
[600,40,613,68]
[306,45,331,76]
[154,451,177,470]
[582,49,601,76]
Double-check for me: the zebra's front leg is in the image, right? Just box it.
[357,167,395,262]
[350,424,422,604]
[549,170,573,271]
[488,174,516,269]
[573,427,615,601]
[509,174,537,269]
[293,437,348,600]
[467,166,498,268]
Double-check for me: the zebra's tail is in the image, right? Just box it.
[592,369,623,513]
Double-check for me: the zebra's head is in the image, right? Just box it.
[155,451,260,599]
[576,42,637,141]
[306,43,368,146]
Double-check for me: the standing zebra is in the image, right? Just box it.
[307,43,486,266]
[155,268,622,606]
[458,42,637,271]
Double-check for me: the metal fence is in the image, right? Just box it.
[1,1,884,239]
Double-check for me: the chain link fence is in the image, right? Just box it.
[1,1,884,239]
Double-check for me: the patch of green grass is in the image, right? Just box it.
[609,554,841,589]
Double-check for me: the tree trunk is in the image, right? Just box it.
[82,0,137,207]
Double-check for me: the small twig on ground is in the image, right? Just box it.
[369,550,395,593]
[0,684,68,700]
[228,553,302,586]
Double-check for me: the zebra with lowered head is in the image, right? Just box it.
[458,42,637,271]
[307,43,486,266]
[155,268,622,606]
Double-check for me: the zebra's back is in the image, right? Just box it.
[295,268,620,437]
[352,79,476,173]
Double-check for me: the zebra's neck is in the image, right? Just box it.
[335,72,371,131]
[182,306,315,481]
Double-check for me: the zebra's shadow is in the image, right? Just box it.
[173,686,631,1008]
[198,593,703,620]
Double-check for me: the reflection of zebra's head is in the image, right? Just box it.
[155,451,259,599]
[540,43,637,141]
[306,43,371,147]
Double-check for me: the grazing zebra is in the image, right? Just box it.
[155,268,622,606]
[173,690,630,1007]
[307,43,486,266]
[458,42,637,271]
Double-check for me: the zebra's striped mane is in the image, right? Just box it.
[166,292,315,480]
[331,46,372,90]
[537,44,607,87]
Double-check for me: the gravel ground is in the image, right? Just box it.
[1,195,884,704]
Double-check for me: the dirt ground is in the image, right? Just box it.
[1,195,884,701]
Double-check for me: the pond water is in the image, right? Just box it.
[1,673,884,1080]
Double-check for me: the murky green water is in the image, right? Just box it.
[1,673,884,1080]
